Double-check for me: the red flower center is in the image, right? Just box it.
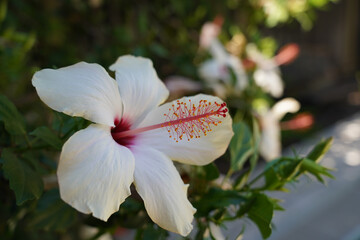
[111,118,135,147]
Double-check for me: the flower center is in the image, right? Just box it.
[112,99,228,143]
[111,118,135,147]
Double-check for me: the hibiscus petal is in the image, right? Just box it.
[254,68,284,98]
[57,124,135,221]
[132,146,196,236]
[109,55,169,128]
[137,94,233,166]
[32,62,122,127]
[259,113,281,161]
[272,97,300,120]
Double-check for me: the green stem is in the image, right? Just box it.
[221,169,233,188]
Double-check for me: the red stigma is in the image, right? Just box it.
[111,118,135,147]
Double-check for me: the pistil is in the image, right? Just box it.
[112,99,228,142]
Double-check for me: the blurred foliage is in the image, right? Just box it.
[0,0,337,239]
[0,0,337,115]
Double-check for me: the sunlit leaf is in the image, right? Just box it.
[264,157,303,190]
[306,137,333,163]
[301,158,334,183]
[230,122,253,171]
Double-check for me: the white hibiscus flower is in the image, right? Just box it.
[32,55,233,236]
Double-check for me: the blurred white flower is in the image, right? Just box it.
[246,43,284,98]
[32,55,234,236]
[199,20,222,49]
[259,98,300,161]
[198,21,248,98]
[246,43,299,98]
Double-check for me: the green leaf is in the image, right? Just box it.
[248,193,273,239]
[234,169,251,190]
[203,163,220,181]
[306,137,333,163]
[29,189,77,231]
[194,188,246,216]
[230,122,254,171]
[0,94,26,136]
[30,126,63,150]
[52,112,89,139]
[301,158,334,183]
[264,157,303,190]
[268,198,285,211]
[0,0,7,24]
[136,224,168,240]
[249,117,261,172]
[1,149,43,205]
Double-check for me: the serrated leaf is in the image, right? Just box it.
[1,149,43,205]
[301,158,334,183]
[268,198,285,211]
[30,126,63,150]
[0,94,26,136]
[306,137,333,163]
[230,122,254,171]
[248,193,273,239]
[264,157,303,190]
[29,189,77,231]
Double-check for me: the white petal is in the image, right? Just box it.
[272,98,300,120]
[199,22,221,49]
[109,55,169,127]
[254,68,284,98]
[209,39,228,62]
[32,62,122,127]
[132,146,196,236]
[259,113,281,161]
[57,124,135,221]
[137,94,234,166]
